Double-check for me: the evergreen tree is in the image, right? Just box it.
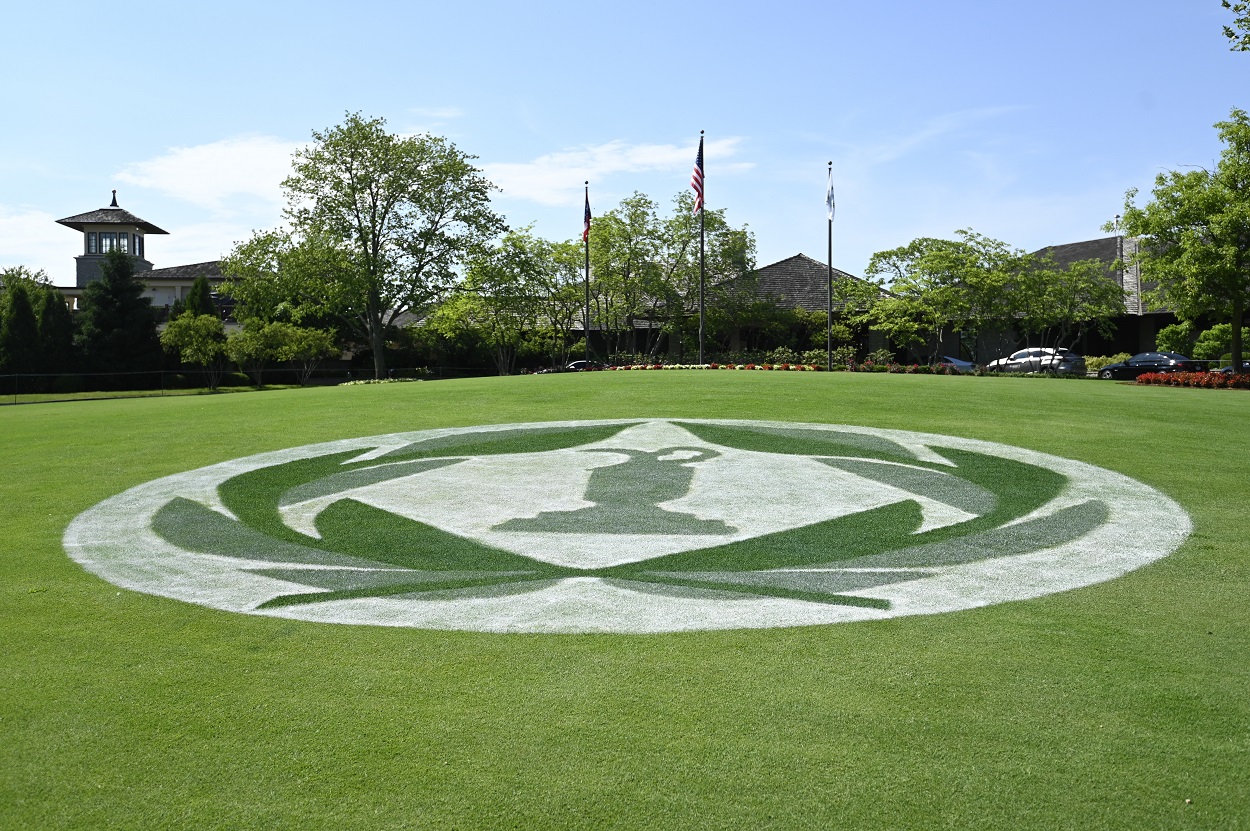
[75,249,162,373]
[35,286,77,373]
[0,282,40,374]
[184,275,217,318]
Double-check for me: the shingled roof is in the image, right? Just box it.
[730,253,876,312]
[143,261,223,282]
[1033,236,1122,283]
[56,191,168,235]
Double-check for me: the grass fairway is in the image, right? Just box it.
[2,372,1247,830]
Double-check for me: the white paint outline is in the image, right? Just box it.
[63,419,1192,633]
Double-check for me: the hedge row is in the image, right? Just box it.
[1136,371,1250,390]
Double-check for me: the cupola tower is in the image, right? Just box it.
[55,190,168,287]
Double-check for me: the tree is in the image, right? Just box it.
[75,249,162,374]
[225,319,284,388]
[863,231,1023,362]
[587,190,754,362]
[0,282,39,375]
[184,275,217,318]
[34,284,76,373]
[281,113,505,378]
[224,319,335,387]
[221,229,355,327]
[434,229,550,375]
[1224,0,1250,50]
[1191,322,1246,361]
[1117,109,1250,373]
[276,325,337,385]
[1155,320,1199,355]
[161,314,227,390]
[1017,256,1124,357]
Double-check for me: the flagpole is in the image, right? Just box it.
[827,161,833,372]
[584,181,591,363]
[698,130,706,365]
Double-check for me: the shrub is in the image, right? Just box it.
[1085,353,1132,373]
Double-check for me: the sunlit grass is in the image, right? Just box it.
[2,372,1247,830]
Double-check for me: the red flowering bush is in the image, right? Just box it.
[1136,371,1249,390]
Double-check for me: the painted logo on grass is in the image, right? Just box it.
[64,419,1191,633]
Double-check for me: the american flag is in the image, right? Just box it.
[691,135,704,215]
[583,187,591,241]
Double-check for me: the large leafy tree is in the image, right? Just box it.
[862,231,1121,363]
[1224,0,1250,50]
[434,229,550,376]
[161,314,228,390]
[280,113,505,378]
[75,249,161,373]
[588,191,753,362]
[1118,108,1250,373]
[863,231,1024,362]
[221,229,354,332]
[1018,256,1124,354]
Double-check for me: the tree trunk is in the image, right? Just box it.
[1233,293,1245,374]
[369,315,387,380]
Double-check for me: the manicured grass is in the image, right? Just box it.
[2,372,1248,829]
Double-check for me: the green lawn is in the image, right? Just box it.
[2,372,1247,830]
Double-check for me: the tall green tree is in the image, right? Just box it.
[184,275,217,318]
[280,113,505,378]
[220,229,354,334]
[0,282,39,375]
[75,249,162,373]
[34,284,76,373]
[588,190,754,361]
[1223,0,1250,49]
[864,231,1024,362]
[1117,109,1250,373]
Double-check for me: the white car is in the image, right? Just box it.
[985,348,1086,375]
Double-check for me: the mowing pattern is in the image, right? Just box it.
[64,419,1191,632]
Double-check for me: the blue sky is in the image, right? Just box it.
[2,1,1246,285]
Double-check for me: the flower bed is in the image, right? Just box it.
[1136,371,1250,390]
[600,362,973,374]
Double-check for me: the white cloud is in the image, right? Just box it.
[147,220,262,269]
[0,206,78,283]
[485,137,751,206]
[114,136,301,216]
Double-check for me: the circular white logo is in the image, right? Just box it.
[64,419,1191,633]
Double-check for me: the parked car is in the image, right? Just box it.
[985,348,1086,375]
[565,360,605,371]
[936,355,977,373]
[1214,360,1250,374]
[1096,351,1205,380]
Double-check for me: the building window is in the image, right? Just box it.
[100,232,117,252]
[134,234,142,258]
[119,233,129,254]
[87,232,97,254]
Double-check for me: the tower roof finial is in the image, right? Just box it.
[110,190,118,208]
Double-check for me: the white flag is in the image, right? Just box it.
[825,168,835,221]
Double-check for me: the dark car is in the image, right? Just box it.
[985,347,1086,375]
[1215,360,1250,374]
[1096,352,1204,380]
